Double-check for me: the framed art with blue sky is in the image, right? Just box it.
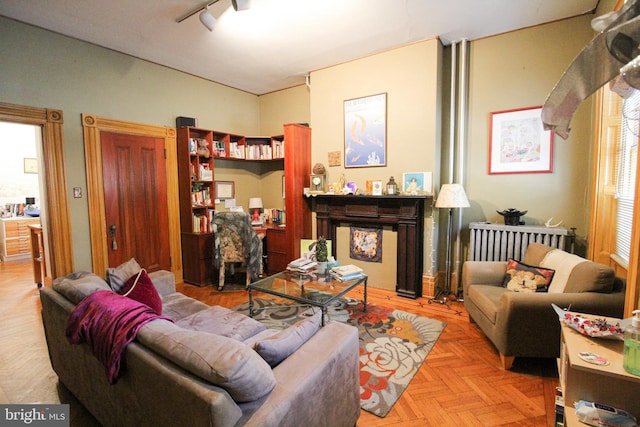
[344,93,387,167]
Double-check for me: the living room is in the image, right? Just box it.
[0,8,601,286]
[1,0,639,425]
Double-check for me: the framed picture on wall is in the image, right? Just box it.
[343,93,387,168]
[24,158,38,174]
[489,106,553,174]
[215,181,235,200]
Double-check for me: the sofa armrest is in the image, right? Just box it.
[462,261,507,298]
[149,270,176,296]
[238,321,360,427]
[493,290,625,357]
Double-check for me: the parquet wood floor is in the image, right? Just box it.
[0,259,559,426]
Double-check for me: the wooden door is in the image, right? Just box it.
[101,131,170,272]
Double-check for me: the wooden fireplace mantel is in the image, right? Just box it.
[313,194,432,299]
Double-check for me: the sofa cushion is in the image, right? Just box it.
[502,259,554,293]
[137,319,276,403]
[118,269,163,315]
[468,285,507,324]
[52,271,111,304]
[176,305,266,341]
[106,258,141,293]
[254,312,322,366]
[541,249,615,293]
[161,292,210,321]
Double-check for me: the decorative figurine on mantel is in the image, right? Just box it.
[497,208,527,226]
[385,176,399,195]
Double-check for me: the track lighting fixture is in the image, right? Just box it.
[176,0,251,31]
[199,6,216,31]
[232,0,250,11]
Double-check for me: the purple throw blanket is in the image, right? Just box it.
[66,290,173,384]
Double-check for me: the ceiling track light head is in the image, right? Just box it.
[232,0,250,11]
[199,6,216,31]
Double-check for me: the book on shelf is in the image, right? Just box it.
[330,264,364,281]
[246,144,273,160]
[229,142,245,159]
[192,209,214,233]
[265,208,285,225]
[189,138,198,155]
[191,186,211,206]
[213,140,226,158]
[272,140,284,159]
[199,164,213,181]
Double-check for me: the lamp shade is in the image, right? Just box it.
[435,184,470,209]
[199,7,216,31]
[249,197,263,209]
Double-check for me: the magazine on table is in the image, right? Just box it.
[286,257,318,273]
[330,264,364,281]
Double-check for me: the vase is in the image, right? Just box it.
[317,261,327,274]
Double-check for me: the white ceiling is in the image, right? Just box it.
[0,0,599,95]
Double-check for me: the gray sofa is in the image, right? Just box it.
[462,243,625,370]
[40,270,360,427]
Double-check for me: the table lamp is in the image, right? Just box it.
[249,197,263,224]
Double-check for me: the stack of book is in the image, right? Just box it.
[330,264,364,281]
[286,257,318,274]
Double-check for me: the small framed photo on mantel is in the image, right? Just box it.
[402,172,432,195]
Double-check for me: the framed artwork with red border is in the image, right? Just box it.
[488,106,553,174]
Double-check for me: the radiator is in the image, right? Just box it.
[468,222,574,261]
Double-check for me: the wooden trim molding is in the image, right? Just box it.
[0,102,74,280]
[589,85,640,315]
[81,114,182,282]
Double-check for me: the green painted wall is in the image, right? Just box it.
[0,16,260,271]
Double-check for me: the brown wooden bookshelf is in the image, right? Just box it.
[176,123,311,287]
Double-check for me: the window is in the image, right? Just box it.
[615,89,639,263]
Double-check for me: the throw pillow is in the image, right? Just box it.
[106,257,141,293]
[118,269,163,315]
[502,259,555,293]
[52,271,111,304]
[254,311,322,366]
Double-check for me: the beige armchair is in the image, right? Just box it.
[462,243,625,369]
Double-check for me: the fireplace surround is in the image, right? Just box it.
[314,194,431,299]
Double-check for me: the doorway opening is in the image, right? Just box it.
[0,121,49,284]
[0,101,74,282]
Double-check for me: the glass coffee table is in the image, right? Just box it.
[248,271,368,326]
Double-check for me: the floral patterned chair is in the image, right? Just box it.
[212,212,263,291]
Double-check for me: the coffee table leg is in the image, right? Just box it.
[321,307,326,327]
[249,287,254,318]
[363,277,368,312]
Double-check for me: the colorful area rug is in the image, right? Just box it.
[234,297,446,417]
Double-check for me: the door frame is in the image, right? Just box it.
[82,114,182,282]
[0,102,74,281]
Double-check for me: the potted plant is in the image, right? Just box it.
[315,236,328,274]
